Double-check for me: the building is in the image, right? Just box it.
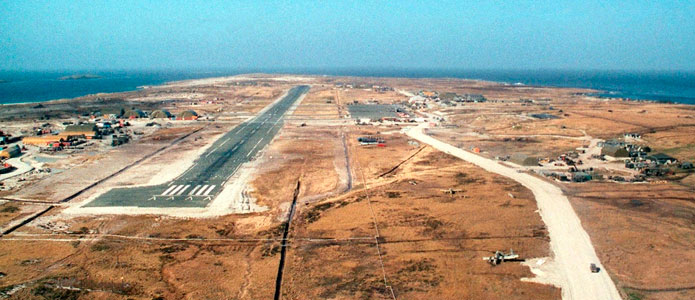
[123,109,146,119]
[461,94,487,102]
[178,110,198,120]
[572,172,593,182]
[150,110,172,119]
[100,107,124,119]
[439,92,459,102]
[420,90,437,98]
[357,136,385,146]
[601,145,629,158]
[0,145,21,159]
[509,153,539,166]
[64,124,99,139]
[23,136,62,146]
[648,153,677,165]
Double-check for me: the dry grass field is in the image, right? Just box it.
[1,74,694,299]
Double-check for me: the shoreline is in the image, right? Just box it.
[0,72,692,107]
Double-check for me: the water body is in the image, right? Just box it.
[0,70,244,104]
[292,68,695,105]
[1,69,694,105]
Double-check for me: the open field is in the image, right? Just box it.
[1,74,694,299]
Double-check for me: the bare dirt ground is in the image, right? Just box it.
[563,182,695,300]
[2,74,695,299]
[282,144,559,299]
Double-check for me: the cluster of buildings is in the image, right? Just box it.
[0,133,21,173]
[22,123,100,151]
[600,139,691,177]
[22,121,135,151]
[405,91,488,110]
[0,130,22,174]
[540,169,594,182]
[408,90,487,109]
[504,152,595,182]
[334,82,394,92]
[94,108,199,121]
[418,90,487,103]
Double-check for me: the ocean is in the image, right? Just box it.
[1,69,694,105]
[0,70,242,105]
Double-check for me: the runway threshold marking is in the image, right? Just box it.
[177,185,190,195]
[189,185,202,195]
[164,185,185,196]
[161,185,178,195]
[195,185,210,196]
[202,185,216,196]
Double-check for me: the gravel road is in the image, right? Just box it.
[406,123,621,300]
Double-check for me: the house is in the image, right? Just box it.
[601,145,629,158]
[648,153,677,165]
[509,153,539,166]
[680,162,693,169]
[0,145,21,159]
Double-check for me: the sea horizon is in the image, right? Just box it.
[1,68,695,105]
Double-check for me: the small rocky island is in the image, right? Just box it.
[58,74,102,80]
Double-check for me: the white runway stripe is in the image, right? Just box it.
[176,185,190,195]
[189,185,202,195]
[202,185,216,196]
[161,185,178,195]
[195,185,209,196]
[166,185,185,196]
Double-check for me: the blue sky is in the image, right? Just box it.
[1,1,694,71]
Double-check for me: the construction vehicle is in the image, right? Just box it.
[483,249,519,266]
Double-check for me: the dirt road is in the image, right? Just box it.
[0,155,34,182]
[406,123,621,300]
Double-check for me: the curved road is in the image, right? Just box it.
[0,156,34,182]
[406,123,621,300]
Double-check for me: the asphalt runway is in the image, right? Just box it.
[86,85,309,207]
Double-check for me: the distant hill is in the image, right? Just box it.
[58,74,102,80]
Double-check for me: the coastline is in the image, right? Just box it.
[0,72,692,107]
